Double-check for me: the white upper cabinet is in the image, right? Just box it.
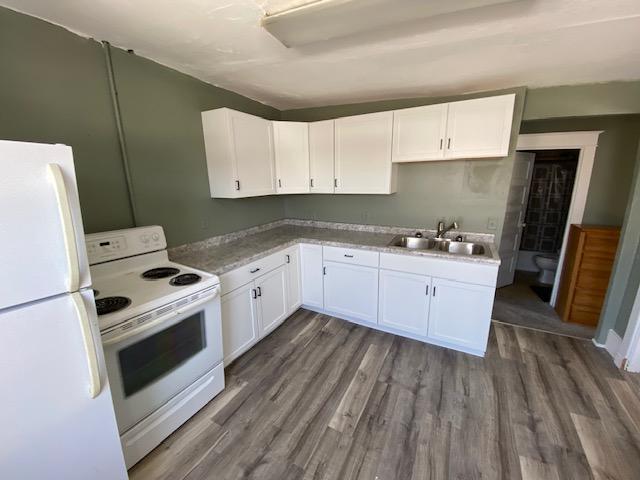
[201,108,276,198]
[391,94,516,163]
[273,121,310,194]
[444,94,515,159]
[308,120,335,193]
[334,111,397,194]
[392,103,448,162]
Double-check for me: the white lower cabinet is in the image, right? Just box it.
[427,277,494,351]
[220,262,289,365]
[256,265,289,337]
[323,261,378,323]
[221,244,497,363]
[220,283,260,365]
[378,269,431,337]
[284,246,302,313]
[300,244,324,309]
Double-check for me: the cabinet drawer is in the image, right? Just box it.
[323,246,379,267]
[220,250,287,295]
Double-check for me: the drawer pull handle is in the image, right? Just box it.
[257,286,262,297]
[323,266,326,275]
[344,254,354,258]
[252,288,257,299]
[286,254,290,263]
[250,268,261,274]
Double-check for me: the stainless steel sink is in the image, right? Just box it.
[445,242,485,255]
[388,235,435,250]
[388,235,486,256]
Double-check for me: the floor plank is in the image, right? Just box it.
[129,308,640,480]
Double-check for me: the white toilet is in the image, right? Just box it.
[533,254,559,285]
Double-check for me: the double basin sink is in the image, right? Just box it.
[388,235,486,256]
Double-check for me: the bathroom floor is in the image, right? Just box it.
[493,271,596,339]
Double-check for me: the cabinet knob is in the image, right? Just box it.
[235,180,240,191]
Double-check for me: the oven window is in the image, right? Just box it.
[118,312,206,397]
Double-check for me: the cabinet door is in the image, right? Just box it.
[378,269,431,336]
[285,247,302,313]
[324,261,378,323]
[392,104,448,162]
[444,94,515,159]
[220,283,260,365]
[309,120,335,193]
[228,110,276,196]
[273,121,310,194]
[428,278,494,352]
[334,111,396,194]
[256,265,289,337]
[300,244,324,309]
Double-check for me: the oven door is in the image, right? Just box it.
[102,288,222,434]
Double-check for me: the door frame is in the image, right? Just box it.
[516,131,602,306]
[618,286,640,372]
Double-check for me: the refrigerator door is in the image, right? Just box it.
[0,140,91,310]
[0,289,127,480]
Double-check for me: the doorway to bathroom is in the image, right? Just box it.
[493,131,603,339]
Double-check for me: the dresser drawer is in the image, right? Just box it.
[323,246,379,267]
[220,250,287,295]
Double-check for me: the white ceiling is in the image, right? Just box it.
[3,0,640,109]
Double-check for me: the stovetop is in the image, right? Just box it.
[90,250,219,331]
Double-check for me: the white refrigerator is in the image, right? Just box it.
[0,140,128,479]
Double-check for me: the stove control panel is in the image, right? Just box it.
[86,226,166,265]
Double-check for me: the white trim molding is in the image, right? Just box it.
[516,131,603,307]
[617,286,640,372]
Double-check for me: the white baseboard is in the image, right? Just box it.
[601,329,625,368]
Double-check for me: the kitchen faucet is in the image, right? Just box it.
[436,220,459,238]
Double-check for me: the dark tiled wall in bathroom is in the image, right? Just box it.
[521,150,579,253]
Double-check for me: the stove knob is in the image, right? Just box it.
[152,233,160,241]
[141,234,150,243]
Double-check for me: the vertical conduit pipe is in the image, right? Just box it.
[102,41,138,226]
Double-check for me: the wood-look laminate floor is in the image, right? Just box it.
[130,309,640,480]
[493,271,596,339]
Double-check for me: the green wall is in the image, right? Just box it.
[0,7,133,233]
[520,115,640,226]
[108,48,283,247]
[0,6,284,247]
[282,87,527,237]
[523,81,640,121]
[596,142,640,342]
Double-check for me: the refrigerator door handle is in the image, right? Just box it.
[72,292,101,399]
[47,163,80,292]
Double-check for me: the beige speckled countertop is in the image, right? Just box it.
[169,222,500,276]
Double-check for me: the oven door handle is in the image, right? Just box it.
[102,287,220,346]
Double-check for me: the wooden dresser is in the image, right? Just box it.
[556,225,620,326]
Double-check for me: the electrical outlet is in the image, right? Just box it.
[487,217,498,230]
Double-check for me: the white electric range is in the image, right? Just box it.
[86,226,225,469]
